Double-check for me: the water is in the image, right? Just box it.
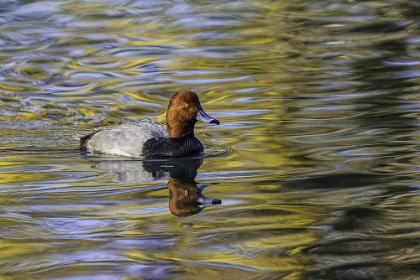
[1,0,420,279]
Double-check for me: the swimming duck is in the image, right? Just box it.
[80,90,220,158]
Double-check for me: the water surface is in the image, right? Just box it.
[1,0,420,279]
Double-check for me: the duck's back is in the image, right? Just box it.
[83,122,168,157]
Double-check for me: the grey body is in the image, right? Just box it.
[85,122,168,157]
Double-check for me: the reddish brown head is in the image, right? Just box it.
[166,90,219,138]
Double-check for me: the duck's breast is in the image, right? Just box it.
[87,122,168,157]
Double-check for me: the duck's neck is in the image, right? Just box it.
[167,121,196,139]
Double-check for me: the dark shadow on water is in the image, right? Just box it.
[281,173,385,190]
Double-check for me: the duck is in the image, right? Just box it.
[80,90,220,158]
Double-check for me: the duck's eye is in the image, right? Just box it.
[184,103,189,108]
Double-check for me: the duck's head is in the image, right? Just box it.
[166,90,220,138]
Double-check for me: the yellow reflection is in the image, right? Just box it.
[0,241,44,259]
[0,173,50,184]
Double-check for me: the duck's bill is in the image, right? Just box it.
[196,108,220,125]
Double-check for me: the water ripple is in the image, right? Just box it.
[1,0,420,278]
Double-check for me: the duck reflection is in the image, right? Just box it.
[95,156,221,216]
[167,179,221,217]
[143,157,221,217]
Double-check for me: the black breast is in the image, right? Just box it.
[142,136,203,158]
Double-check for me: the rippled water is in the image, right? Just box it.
[2,0,420,279]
